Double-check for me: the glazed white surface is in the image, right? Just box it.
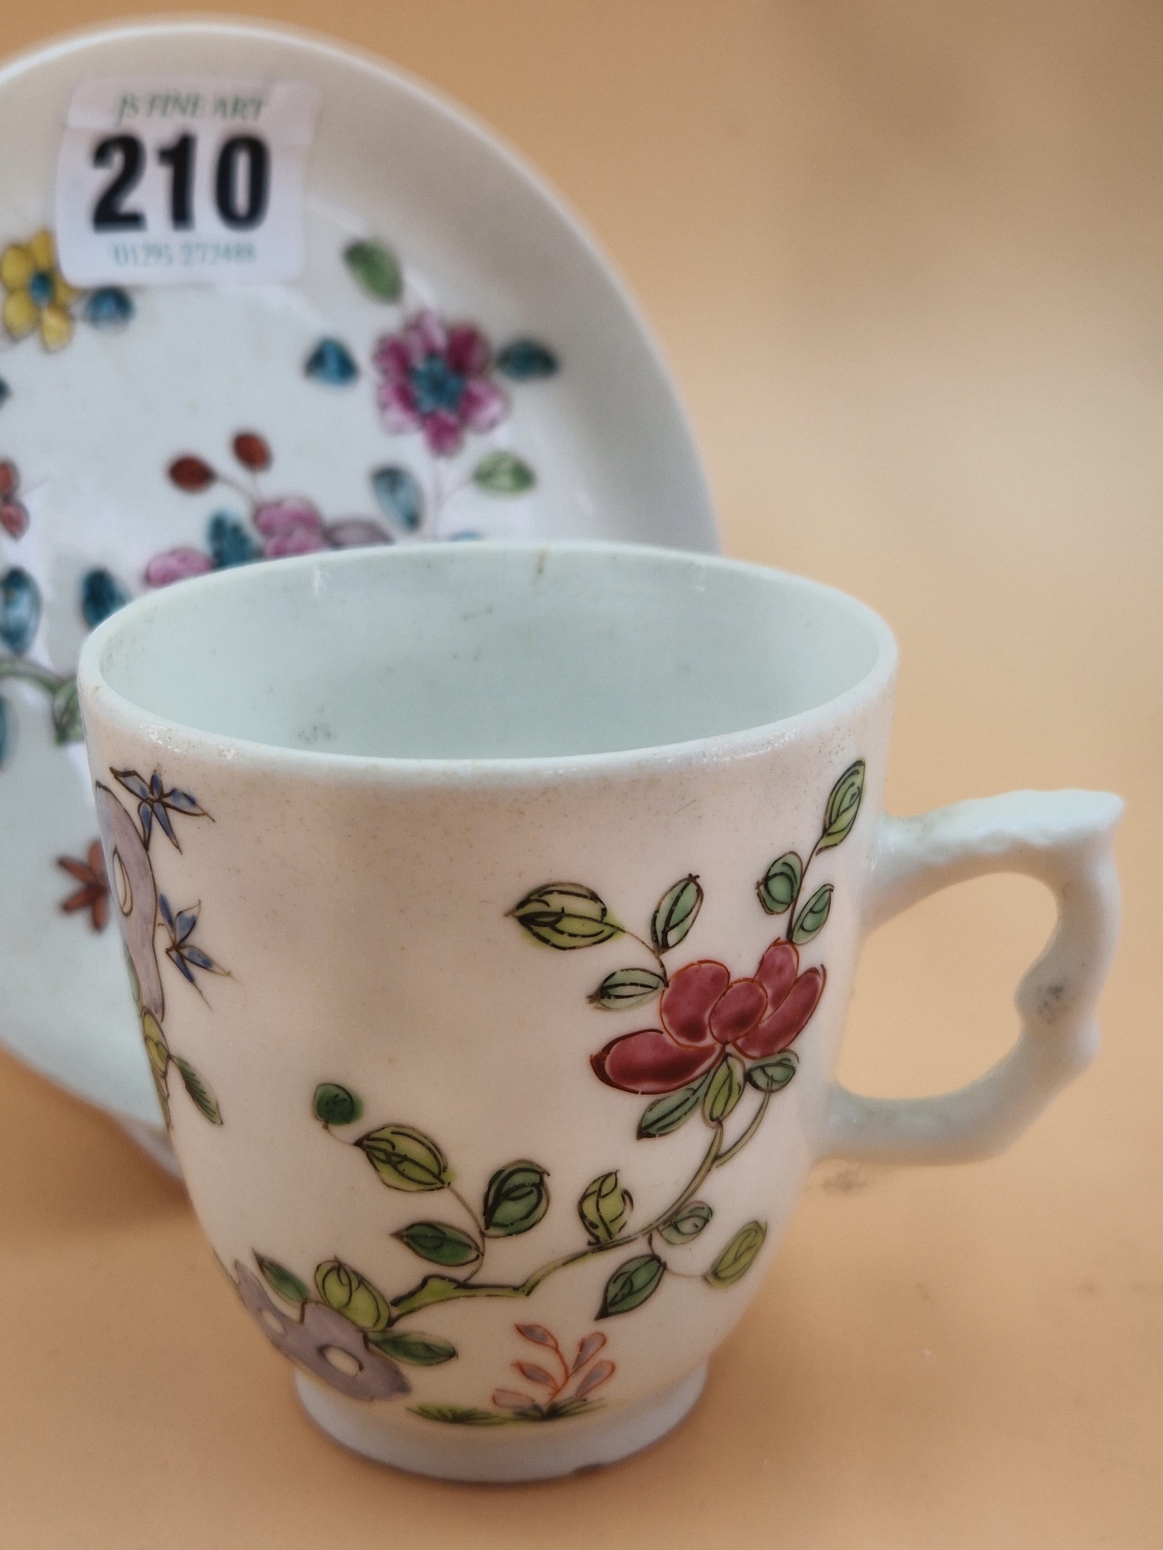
[0,19,717,1137]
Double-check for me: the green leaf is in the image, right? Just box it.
[313,1082,362,1127]
[473,450,535,495]
[172,1056,222,1125]
[637,1073,711,1138]
[51,676,83,744]
[343,239,402,301]
[756,851,802,915]
[368,1330,457,1366]
[705,1221,767,1288]
[702,1054,745,1125]
[152,1074,172,1131]
[659,1202,712,1245]
[598,1253,665,1318]
[747,1054,800,1091]
[818,759,865,851]
[589,966,666,1009]
[410,1404,510,1426]
[483,1161,549,1237]
[650,875,703,953]
[578,1171,633,1244]
[747,1051,799,1092]
[791,884,832,944]
[255,1254,310,1305]
[357,1125,450,1191]
[393,1220,481,1267]
[510,882,623,951]
[315,1259,390,1330]
[140,1011,169,1079]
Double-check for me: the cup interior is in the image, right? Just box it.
[85,544,893,760]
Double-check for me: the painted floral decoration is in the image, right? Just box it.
[56,841,110,932]
[1,230,81,351]
[0,229,134,356]
[374,309,507,457]
[592,941,825,1095]
[412,1324,615,1426]
[0,458,28,539]
[146,431,394,587]
[235,1262,410,1402]
[0,471,86,766]
[232,1249,461,1401]
[0,449,129,774]
[95,769,224,1129]
[261,761,867,1427]
[301,237,558,536]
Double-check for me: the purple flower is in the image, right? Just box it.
[143,547,214,588]
[252,498,328,557]
[234,1264,409,1402]
[373,310,507,457]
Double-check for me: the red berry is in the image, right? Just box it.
[232,432,271,471]
[0,460,17,499]
[168,456,216,492]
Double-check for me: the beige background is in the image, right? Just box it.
[1,2,1160,1545]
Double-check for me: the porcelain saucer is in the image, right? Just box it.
[0,17,716,1170]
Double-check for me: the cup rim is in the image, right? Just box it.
[78,541,899,782]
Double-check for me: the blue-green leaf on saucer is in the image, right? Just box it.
[51,678,82,745]
[86,288,135,330]
[0,378,9,409]
[344,240,402,302]
[496,339,559,380]
[0,567,41,654]
[371,465,424,531]
[473,451,535,495]
[305,338,359,385]
[81,568,130,628]
[208,513,261,568]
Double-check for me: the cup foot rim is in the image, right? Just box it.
[293,1361,708,1482]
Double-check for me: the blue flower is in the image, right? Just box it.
[159,894,226,986]
[113,767,208,850]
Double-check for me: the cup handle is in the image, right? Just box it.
[818,789,1123,1165]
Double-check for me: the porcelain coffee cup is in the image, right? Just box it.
[77,541,1121,1482]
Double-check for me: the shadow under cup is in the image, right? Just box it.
[80,543,894,760]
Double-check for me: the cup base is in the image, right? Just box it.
[293,1362,707,1482]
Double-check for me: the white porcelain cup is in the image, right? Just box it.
[77,542,1121,1482]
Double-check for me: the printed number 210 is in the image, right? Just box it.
[92,133,270,233]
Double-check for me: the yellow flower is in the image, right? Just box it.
[1,230,81,351]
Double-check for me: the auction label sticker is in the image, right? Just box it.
[55,78,321,286]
